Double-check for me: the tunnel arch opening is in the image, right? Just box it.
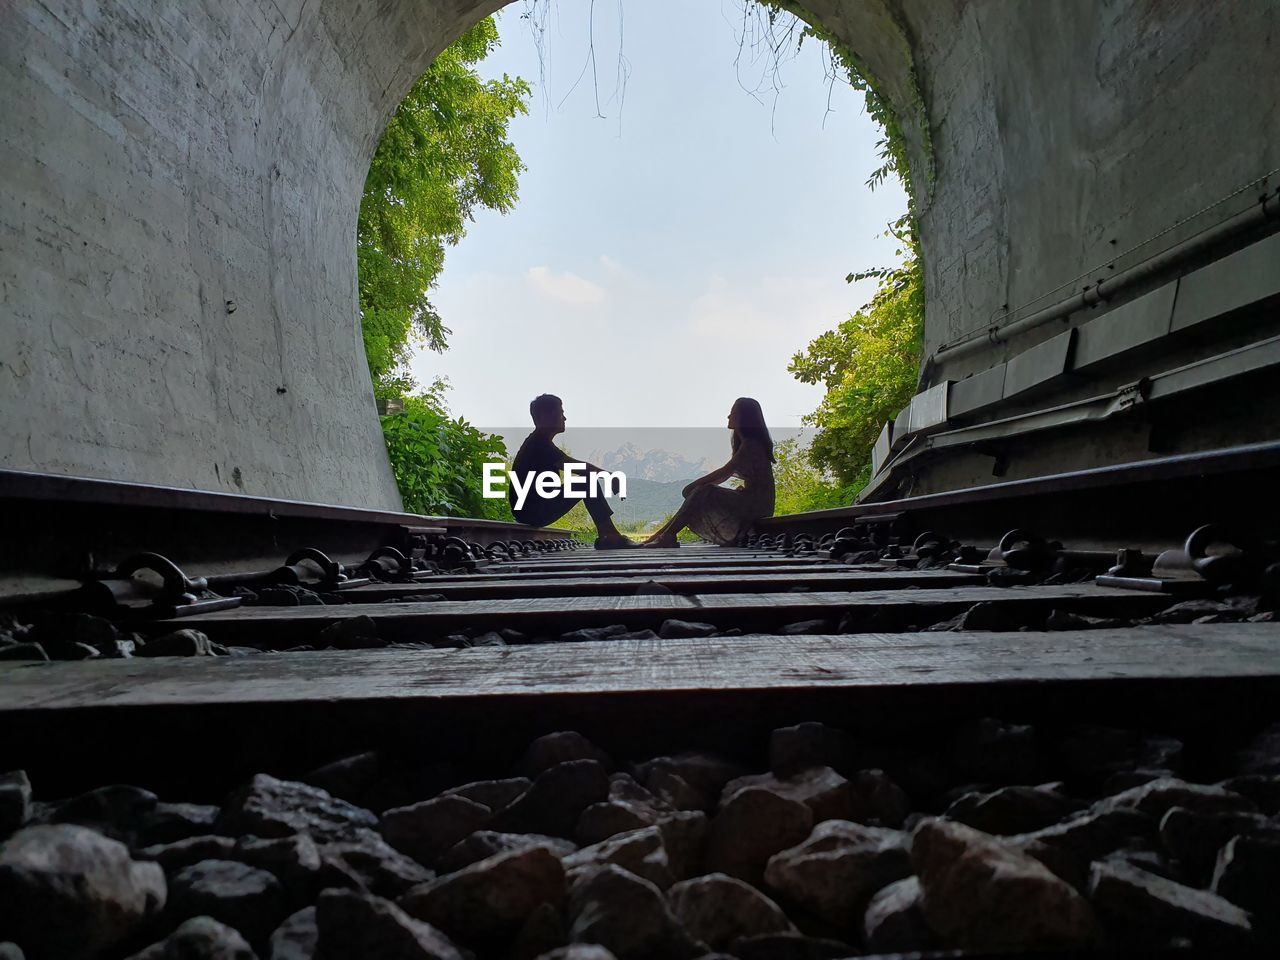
[356,0,922,520]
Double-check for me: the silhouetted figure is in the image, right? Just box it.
[642,397,776,547]
[509,394,636,549]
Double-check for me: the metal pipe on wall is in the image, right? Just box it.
[928,185,1280,369]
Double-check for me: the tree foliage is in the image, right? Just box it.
[359,17,530,399]
[789,248,922,485]
[380,380,514,520]
[772,436,865,514]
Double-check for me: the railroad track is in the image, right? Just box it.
[2,445,1279,959]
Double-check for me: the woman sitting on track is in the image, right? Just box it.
[641,397,776,548]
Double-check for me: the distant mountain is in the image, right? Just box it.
[589,442,717,482]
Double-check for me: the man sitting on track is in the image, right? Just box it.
[508,394,636,550]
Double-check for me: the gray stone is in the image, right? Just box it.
[564,826,674,890]
[400,846,565,949]
[233,835,323,898]
[316,616,380,650]
[126,917,257,959]
[845,769,911,828]
[1159,805,1276,883]
[267,907,316,960]
[1100,845,1181,883]
[945,784,1085,835]
[50,784,158,843]
[140,803,222,846]
[314,888,463,959]
[442,777,531,812]
[705,787,813,886]
[634,754,747,814]
[256,588,324,608]
[780,619,833,635]
[862,876,934,953]
[1151,599,1237,624]
[763,820,911,929]
[139,629,216,657]
[559,626,630,644]
[518,733,611,778]
[139,836,239,873]
[380,795,492,867]
[219,775,377,843]
[1218,773,1280,815]
[0,644,48,662]
[656,620,718,639]
[507,900,565,959]
[769,723,855,778]
[1089,858,1252,948]
[28,614,120,658]
[319,833,432,899]
[656,811,707,882]
[0,771,32,835]
[0,944,22,960]
[167,859,288,945]
[1005,807,1158,890]
[576,801,657,846]
[720,767,859,825]
[667,873,792,950]
[1100,767,1180,794]
[1013,806,1156,858]
[911,818,1098,950]
[1098,777,1257,820]
[490,760,610,839]
[608,773,662,805]
[1211,834,1280,938]
[567,864,703,960]
[614,629,659,640]
[644,770,705,813]
[924,601,1019,632]
[436,830,576,875]
[0,824,166,960]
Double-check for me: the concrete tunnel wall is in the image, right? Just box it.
[1,1,1276,508]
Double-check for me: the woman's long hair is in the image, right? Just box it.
[730,397,775,462]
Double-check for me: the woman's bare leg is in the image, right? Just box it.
[642,499,697,547]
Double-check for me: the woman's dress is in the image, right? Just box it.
[684,438,776,546]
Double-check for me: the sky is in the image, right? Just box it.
[409,0,908,435]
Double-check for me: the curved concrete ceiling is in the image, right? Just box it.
[2,1,1276,506]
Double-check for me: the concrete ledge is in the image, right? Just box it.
[1003,329,1075,398]
[1075,283,1177,370]
[1173,231,1280,331]
[949,362,1007,418]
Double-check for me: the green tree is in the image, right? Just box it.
[359,17,530,400]
[380,379,514,520]
[788,250,922,486]
[772,436,867,514]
